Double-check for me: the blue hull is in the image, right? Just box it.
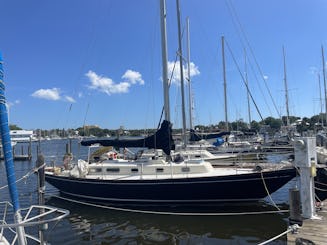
[45,168,296,206]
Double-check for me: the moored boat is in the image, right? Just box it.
[44,0,296,210]
[45,120,296,207]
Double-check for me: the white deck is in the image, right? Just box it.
[46,159,259,181]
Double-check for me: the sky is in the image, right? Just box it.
[1,0,327,130]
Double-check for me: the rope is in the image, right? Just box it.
[260,171,280,211]
[0,163,46,190]
[258,224,299,245]
[48,194,289,216]
[315,180,327,187]
[315,186,327,192]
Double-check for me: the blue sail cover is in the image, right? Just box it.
[81,120,175,156]
[0,52,20,212]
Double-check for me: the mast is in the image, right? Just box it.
[322,45,327,126]
[318,73,324,127]
[221,36,229,131]
[176,0,187,146]
[160,0,170,121]
[244,49,251,128]
[0,53,26,245]
[283,46,290,126]
[186,17,193,130]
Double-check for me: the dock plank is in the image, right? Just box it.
[287,210,327,245]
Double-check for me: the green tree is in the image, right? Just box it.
[250,120,260,132]
[262,117,282,132]
[9,124,22,130]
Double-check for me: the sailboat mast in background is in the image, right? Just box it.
[176,0,187,146]
[221,36,229,131]
[244,49,251,128]
[160,0,170,122]
[282,46,290,126]
[186,17,193,130]
[321,45,327,126]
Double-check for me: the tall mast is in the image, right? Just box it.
[160,0,170,121]
[322,45,327,126]
[186,17,193,130]
[221,36,229,131]
[244,49,251,128]
[318,73,324,127]
[283,46,290,126]
[176,0,187,146]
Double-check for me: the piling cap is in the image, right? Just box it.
[36,154,45,167]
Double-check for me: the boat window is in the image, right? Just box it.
[131,168,138,173]
[181,167,190,172]
[195,155,201,158]
[156,168,164,173]
[106,168,120,173]
[90,168,102,173]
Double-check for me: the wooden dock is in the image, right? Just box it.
[287,207,327,244]
[0,143,32,161]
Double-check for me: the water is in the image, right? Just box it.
[0,139,297,244]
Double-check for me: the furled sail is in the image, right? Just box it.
[81,120,175,156]
[189,129,230,142]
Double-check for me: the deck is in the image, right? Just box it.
[287,206,327,244]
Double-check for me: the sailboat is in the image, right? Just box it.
[44,0,296,208]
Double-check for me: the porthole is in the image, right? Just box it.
[106,168,120,173]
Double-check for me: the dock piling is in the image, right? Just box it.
[294,137,318,219]
[289,188,302,226]
[36,154,47,244]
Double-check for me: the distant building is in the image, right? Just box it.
[10,130,37,143]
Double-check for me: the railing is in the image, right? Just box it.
[0,201,69,244]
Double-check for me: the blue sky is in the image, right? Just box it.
[1,0,327,130]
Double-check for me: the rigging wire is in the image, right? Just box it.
[224,1,272,117]
[224,39,264,121]
[158,18,188,129]
[225,0,281,119]
[158,53,179,129]
[0,163,46,191]
[82,103,90,136]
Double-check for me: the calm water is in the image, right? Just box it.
[0,139,297,244]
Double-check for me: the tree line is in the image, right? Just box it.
[9,113,326,138]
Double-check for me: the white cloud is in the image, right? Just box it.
[86,70,144,95]
[167,61,200,85]
[31,88,61,100]
[122,70,144,85]
[31,88,75,103]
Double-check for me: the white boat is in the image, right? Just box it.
[9,130,37,143]
[316,146,327,164]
